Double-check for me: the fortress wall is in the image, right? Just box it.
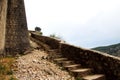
[5,0,30,55]
[31,33,120,79]
[31,32,120,80]
[31,33,60,49]
[61,43,120,80]
[0,0,8,55]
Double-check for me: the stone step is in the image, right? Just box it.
[64,64,81,70]
[54,58,68,63]
[82,74,106,80]
[62,60,74,66]
[70,68,92,77]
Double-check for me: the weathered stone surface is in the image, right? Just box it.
[0,0,30,56]
[13,49,75,80]
[5,0,30,55]
[31,33,120,80]
[0,0,8,55]
[31,32,60,49]
[61,43,120,80]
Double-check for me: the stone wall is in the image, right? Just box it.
[61,43,120,80]
[0,0,8,55]
[5,0,30,56]
[31,33,120,80]
[31,32,60,49]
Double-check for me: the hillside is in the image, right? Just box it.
[92,43,120,57]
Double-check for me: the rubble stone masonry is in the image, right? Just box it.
[31,33,120,80]
[0,0,30,56]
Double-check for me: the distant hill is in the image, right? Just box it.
[92,43,120,57]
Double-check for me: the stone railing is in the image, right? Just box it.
[31,32,120,80]
[31,32,60,49]
[60,43,120,80]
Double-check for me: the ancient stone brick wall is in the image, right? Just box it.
[31,33,120,80]
[0,0,8,55]
[31,32,60,49]
[61,43,120,80]
[4,0,30,56]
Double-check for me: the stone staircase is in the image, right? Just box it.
[30,34,106,80]
[30,32,120,80]
[50,50,106,80]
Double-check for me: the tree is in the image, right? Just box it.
[35,27,41,32]
[49,34,66,43]
[49,34,61,39]
[35,27,42,35]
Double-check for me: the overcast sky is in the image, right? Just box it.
[24,0,120,48]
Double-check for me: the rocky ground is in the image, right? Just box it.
[13,41,75,80]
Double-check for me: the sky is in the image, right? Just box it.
[24,0,120,48]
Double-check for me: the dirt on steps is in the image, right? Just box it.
[12,40,75,80]
[13,39,106,80]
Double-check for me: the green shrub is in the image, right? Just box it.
[0,64,6,74]
[7,70,13,75]
[76,77,82,80]
[0,57,16,80]
[9,76,17,80]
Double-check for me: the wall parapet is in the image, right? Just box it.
[61,43,120,80]
[31,32,60,49]
[31,32,120,80]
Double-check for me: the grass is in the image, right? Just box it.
[76,77,83,80]
[0,57,17,80]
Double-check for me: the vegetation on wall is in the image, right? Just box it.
[49,34,66,43]
[49,34,62,40]
[35,27,41,32]
[34,26,42,35]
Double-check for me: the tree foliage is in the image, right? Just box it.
[49,34,66,43]
[35,27,41,32]
[49,34,61,40]
[92,43,120,57]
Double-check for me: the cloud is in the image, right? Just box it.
[67,7,120,48]
[24,0,120,48]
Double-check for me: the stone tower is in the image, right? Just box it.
[0,0,30,56]
[0,0,8,55]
